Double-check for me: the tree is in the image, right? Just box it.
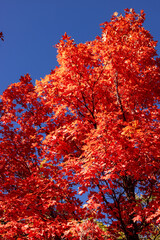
[0,9,160,239]
[0,75,84,239]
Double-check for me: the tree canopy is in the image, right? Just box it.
[0,9,160,239]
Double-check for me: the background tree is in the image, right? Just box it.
[0,9,160,239]
[0,75,83,239]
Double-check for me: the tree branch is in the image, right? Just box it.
[114,72,126,122]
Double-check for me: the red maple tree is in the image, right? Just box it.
[0,9,160,239]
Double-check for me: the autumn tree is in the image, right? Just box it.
[0,75,84,239]
[0,9,160,240]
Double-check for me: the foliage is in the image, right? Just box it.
[0,9,160,239]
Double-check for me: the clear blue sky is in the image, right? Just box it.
[0,0,160,95]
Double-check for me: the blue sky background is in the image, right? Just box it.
[0,0,160,94]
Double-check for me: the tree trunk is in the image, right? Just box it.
[127,233,139,240]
